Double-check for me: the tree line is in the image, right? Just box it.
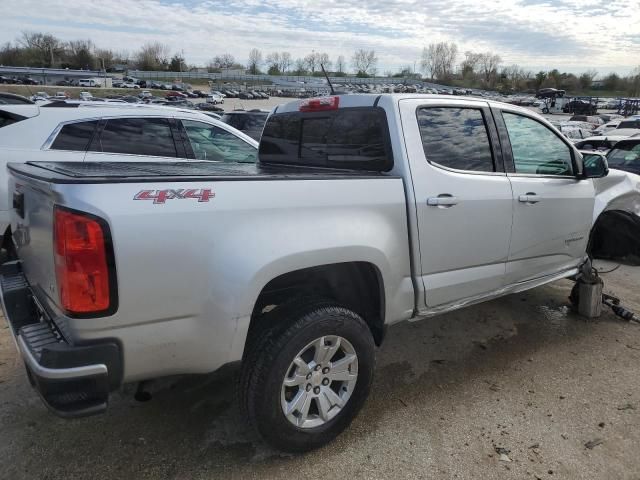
[0,31,379,77]
[420,41,640,95]
[1,31,638,95]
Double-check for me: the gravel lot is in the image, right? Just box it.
[1,261,639,479]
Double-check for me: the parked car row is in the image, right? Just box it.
[0,75,40,85]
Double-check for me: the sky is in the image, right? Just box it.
[0,0,639,76]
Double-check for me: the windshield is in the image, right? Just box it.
[607,142,640,175]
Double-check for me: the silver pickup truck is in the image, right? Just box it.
[2,94,639,452]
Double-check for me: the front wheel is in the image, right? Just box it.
[240,300,375,452]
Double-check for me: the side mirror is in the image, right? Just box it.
[582,153,609,178]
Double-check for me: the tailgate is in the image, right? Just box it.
[10,171,58,310]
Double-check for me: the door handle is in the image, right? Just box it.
[427,195,458,207]
[518,193,540,204]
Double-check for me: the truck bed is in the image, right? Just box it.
[8,161,394,184]
[7,158,413,386]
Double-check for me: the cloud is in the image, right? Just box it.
[0,0,638,74]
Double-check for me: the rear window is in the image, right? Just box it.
[50,121,98,151]
[259,107,392,171]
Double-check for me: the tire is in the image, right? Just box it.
[542,107,549,114]
[240,298,375,452]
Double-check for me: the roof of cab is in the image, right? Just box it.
[273,93,543,120]
[1,101,213,122]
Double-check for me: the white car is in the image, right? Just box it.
[78,91,93,101]
[0,102,259,246]
[78,79,99,87]
[573,135,632,153]
[207,93,225,104]
[31,91,50,102]
[123,82,140,89]
[593,119,622,135]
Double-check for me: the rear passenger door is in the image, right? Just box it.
[84,117,187,163]
[496,109,594,283]
[400,99,513,307]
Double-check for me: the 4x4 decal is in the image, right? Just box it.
[134,189,214,204]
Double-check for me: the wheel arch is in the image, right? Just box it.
[589,209,640,263]
[247,261,387,348]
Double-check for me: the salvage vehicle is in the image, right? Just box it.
[1,94,639,453]
[0,103,258,247]
[605,137,640,175]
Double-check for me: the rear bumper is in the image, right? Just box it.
[0,262,122,418]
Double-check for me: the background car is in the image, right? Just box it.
[0,92,34,105]
[606,137,640,175]
[220,109,270,141]
[563,100,597,115]
[195,103,224,112]
[207,93,224,104]
[166,91,187,100]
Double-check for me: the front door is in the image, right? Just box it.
[400,99,514,307]
[497,109,595,284]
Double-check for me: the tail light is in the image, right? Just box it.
[54,206,116,317]
[299,96,340,112]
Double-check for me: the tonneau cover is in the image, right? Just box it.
[8,161,393,184]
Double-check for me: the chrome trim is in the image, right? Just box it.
[415,266,579,319]
[428,162,506,177]
[507,173,580,180]
[17,335,108,380]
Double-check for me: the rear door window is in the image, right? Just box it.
[416,107,495,172]
[50,121,98,151]
[93,118,178,157]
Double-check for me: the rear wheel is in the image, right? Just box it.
[240,299,375,452]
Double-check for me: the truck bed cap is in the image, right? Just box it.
[8,161,392,184]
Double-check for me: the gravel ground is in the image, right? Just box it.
[1,261,639,480]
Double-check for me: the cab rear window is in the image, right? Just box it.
[259,107,393,171]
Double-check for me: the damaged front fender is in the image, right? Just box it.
[591,169,640,263]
